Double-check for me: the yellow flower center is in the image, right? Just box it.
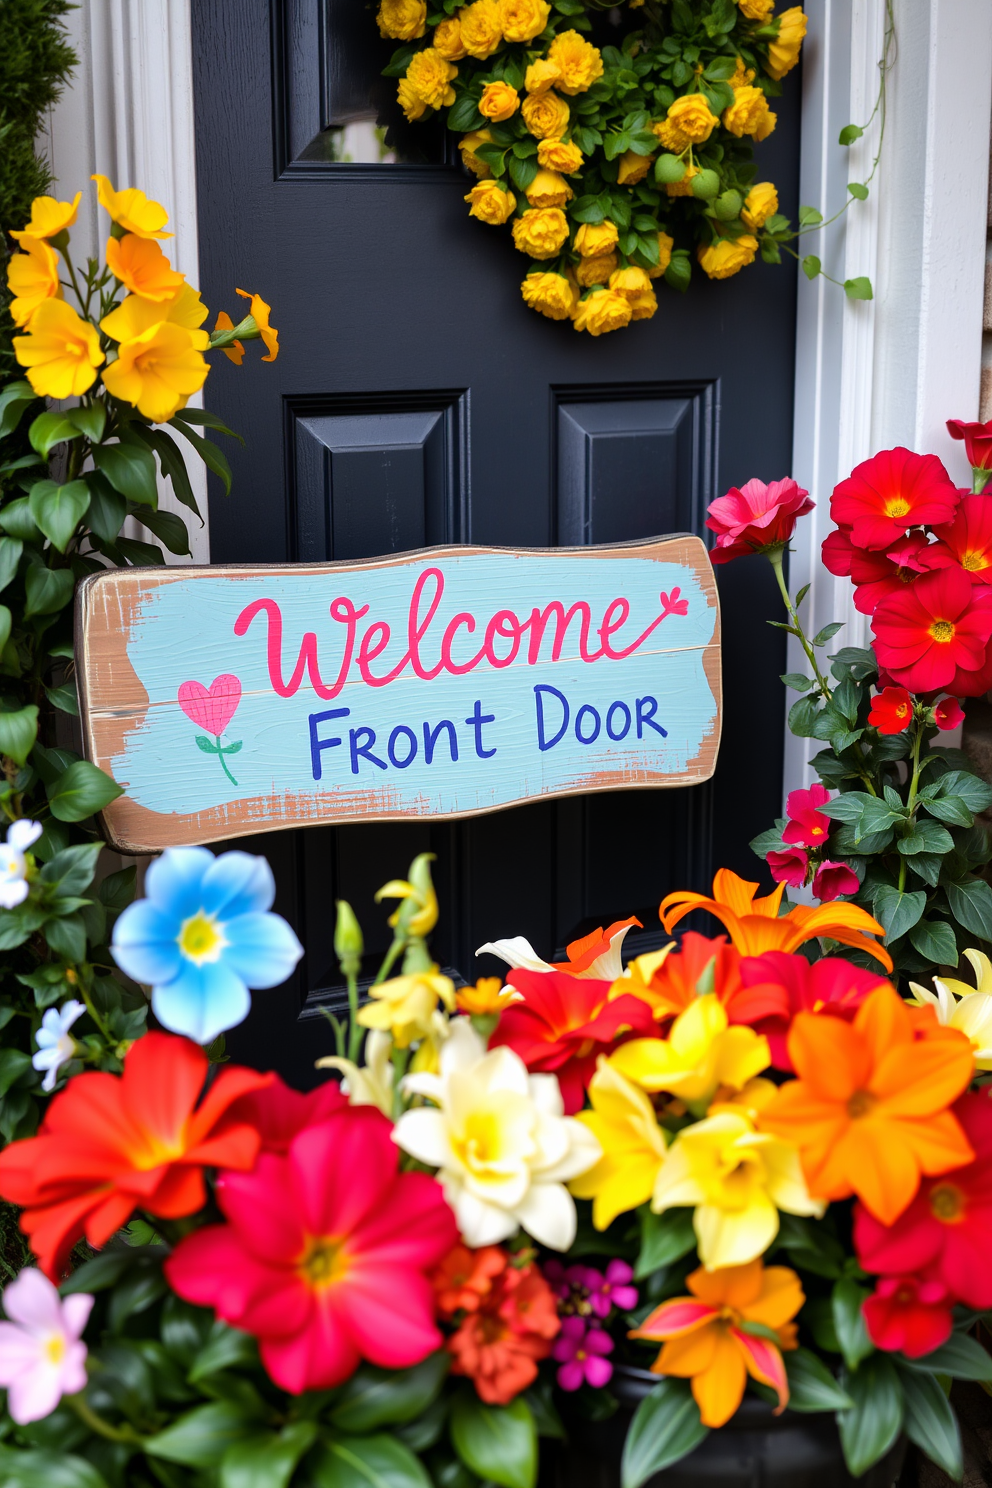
[884,497,910,518]
[929,1182,965,1223]
[846,1089,877,1120]
[298,1235,349,1289]
[929,619,955,643]
[963,551,988,571]
[44,1334,66,1365]
[455,1112,501,1171]
[178,910,227,965]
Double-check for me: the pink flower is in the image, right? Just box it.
[862,1275,953,1359]
[552,1315,614,1390]
[933,696,965,731]
[165,1105,457,1394]
[226,1072,347,1154]
[947,417,992,474]
[812,860,860,902]
[767,846,808,888]
[706,478,814,564]
[585,1260,638,1318]
[0,1268,92,1424]
[782,783,831,849]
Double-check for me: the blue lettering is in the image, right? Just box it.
[424,719,458,764]
[350,726,387,774]
[606,701,631,741]
[575,703,601,744]
[535,684,569,752]
[309,708,349,781]
[636,695,668,740]
[388,724,418,768]
[465,699,497,759]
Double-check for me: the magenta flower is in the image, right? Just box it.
[812,860,860,902]
[0,1268,92,1423]
[706,477,814,564]
[585,1260,638,1318]
[767,845,808,888]
[553,1315,614,1390]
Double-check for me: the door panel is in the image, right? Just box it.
[191,0,798,1084]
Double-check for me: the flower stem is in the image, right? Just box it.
[373,934,405,987]
[216,736,238,786]
[766,546,832,698]
[346,969,362,1063]
[897,718,926,893]
[66,1392,142,1444]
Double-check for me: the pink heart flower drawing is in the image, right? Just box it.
[178,675,243,787]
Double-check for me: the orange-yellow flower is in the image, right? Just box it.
[13,298,104,399]
[660,868,893,971]
[760,984,975,1225]
[456,978,522,1017]
[105,234,185,301]
[6,237,63,327]
[234,288,279,362]
[101,295,209,423]
[630,1260,802,1427]
[92,175,172,239]
[213,310,244,365]
[9,193,81,244]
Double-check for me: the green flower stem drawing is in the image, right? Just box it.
[194,734,242,786]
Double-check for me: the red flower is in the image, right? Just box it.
[947,417,992,473]
[446,1253,559,1404]
[622,932,786,1027]
[165,1104,457,1394]
[433,1244,507,1315]
[933,696,965,730]
[871,566,992,694]
[853,1092,992,1308]
[782,782,831,849]
[0,1032,270,1279]
[861,1275,953,1359]
[822,530,938,616]
[767,846,808,888]
[929,494,992,583]
[490,969,655,1113]
[831,448,960,551]
[227,1073,346,1154]
[737,952,888,1070]
[868,686,913,734]
[706,477,814,564]
[812,860,860,902]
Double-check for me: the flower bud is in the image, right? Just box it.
[691,169,721,200]
[654,154,686,184]
[334,899,364,976]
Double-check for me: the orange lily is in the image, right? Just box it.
[759,983,975,1225]
[659,868,892,972]
[552,916,643,976]
[629,1259,803,1427]
[615,930,788,1026]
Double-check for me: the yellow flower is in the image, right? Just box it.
[766,8,808,81]
[479,81,519,123]
[537,138,583,173]
[574,220,619,257]
[723,85,772,138]
[729,58,756,88]
[737,0,773,17]
[646,230,675,279]
[102,291,210,345]
[617,149,653,186]
[433,16,467,59]
[375,855,439,937]
[610,264,653,301]
[498,0,550,42]
[404,49,458,112]
[459,0,503,59]
[105,234,185,302]
[610,998,770,1110]
[666,162,699,196]
[909,950,992,1070]
[459,130,494,177]
[456,977,523,1016]
[9,192,81,244]
[572,288,631,337]
[570,1058,669,1229]
[465,181,517,224]
[165,283,210,331]
[525,168,572,208]
[398,77,427,121]
[6,237,62,328]
[376,0,427,39]
[742,181,778,230]
[522,91,570,139]
[655,93,719,151]
[213,310,244,366]
[101,320,209,424]
[234,287,279,361]
[754,105,777,141]
[13,298,103,399]
[546,30,604,95]
[357,968,456,1048]
[628,287,658,322]
[521,270,579,320]
[575,253,617,288]
[315,1029,394,1116]
[512,207,569,259]
[698,235,759,279]
[92,175,172,239]
[653,1109,824,1270]
[525,58,562,94]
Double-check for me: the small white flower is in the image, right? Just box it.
[910,947,992,1070]
[316,1028,395,1116]
[0,819,42,910]
[0,1267,92,1424]
[32,1000,86,1093]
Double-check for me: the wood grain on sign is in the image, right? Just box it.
[76,535,722,853]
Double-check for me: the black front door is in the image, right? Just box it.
[190,0,799,1086]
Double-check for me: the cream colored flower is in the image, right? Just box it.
[316,1029,394,1116]
[909,949,992,1070]
[476,920,636,982]
[356,968,455,1048]
[394,1018,600,1249]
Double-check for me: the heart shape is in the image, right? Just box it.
[178,674,242,737]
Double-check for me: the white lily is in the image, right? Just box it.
[315,1029,394,1116]
[476,918,638,983]
[0,820,42,910]
[909,948,992,1070]
[393,1018,600,1250]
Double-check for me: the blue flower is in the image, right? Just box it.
[110,847,303,1045]
[32,1000,86,1092]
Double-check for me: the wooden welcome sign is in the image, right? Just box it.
[76,535,722,853]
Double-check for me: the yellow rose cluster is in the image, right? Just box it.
[377,0,807,336]
[8,176,278,422]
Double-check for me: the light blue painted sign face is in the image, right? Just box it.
[78,537,721,852]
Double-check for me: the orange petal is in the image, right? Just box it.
[786,1012,870,1098]
[633,1298,717,1340]
[743,1267,805,1330]
[871,1039,974,1117]
[901,1109,976,1177]
[659,890,720,933]
[854,982,913,1062]
[691,1328,748,1428]
[688,1259,763,1311]
[734,1329,788,1411]
[842,1118,923,1225]
[712,869,763,918]
[656,1320,720,1378]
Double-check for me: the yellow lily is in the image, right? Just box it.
[570,1058,669,1229]
[376,852,439,938]
[909,948,992,1070]
[652,1109,823,1269]
[315,1028,394,1116]
[455,978,522,1016]
[356,968,455,1048]
[609,997,770,1110]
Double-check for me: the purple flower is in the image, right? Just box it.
[542,1259,569,1299]
[0,1268,92,1423]
[587,1259,638,1318]
[552,1315,614,1391]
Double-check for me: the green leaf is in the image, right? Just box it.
[801,254,822,279]
[839,123,864,145]
[116,535,165,566]
[0,1048,31,1097]
[635,1207,696,1279]
[847,181,869,200]
[788,696,820,737]
[0,536,23,593]
[783,1348,854,1412]
[130,424,202,518]
[48,759,123,822]
[0,496,42,542]
[311,1435,433,1488]
[781,672,814,692]
[92,439,158,506]
[936,770,992,814]
[220,1424,318,1488]
[144,1403,258,1467]
[137,505,192,556]
[0,704,39,766]
[0,604,12,653]
[60,1250,134,1294]
[0,1447,110,1488]
[332,1351,449,1432]
[909,918,958,966]
[187,1321,257,1380]
[812,622,844,647]
[46,681,79,716]
[945,878,992,942]
[897,1365,962,1480]
[664,251,691,293]
[66,403,107,443]
[844,276,874,301]
[83,471,127,544]
[29,479,91,552]
[98,865,136,911]
[24,565,74,617]
[0,380,40,440]
[28,410,80,459]
[41,842,102,896]
[837,1356,903,1478]
[832,1278,874,1371]
[450,1395,537,1488]
[904,1331,992,1381]
[899,819,954,856]
[171,417,234,496]
[923,793,974,827]
[43,913,86,964]
[799,205,824,227]
[447,95,484,133]
[621,1379,708,1488]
